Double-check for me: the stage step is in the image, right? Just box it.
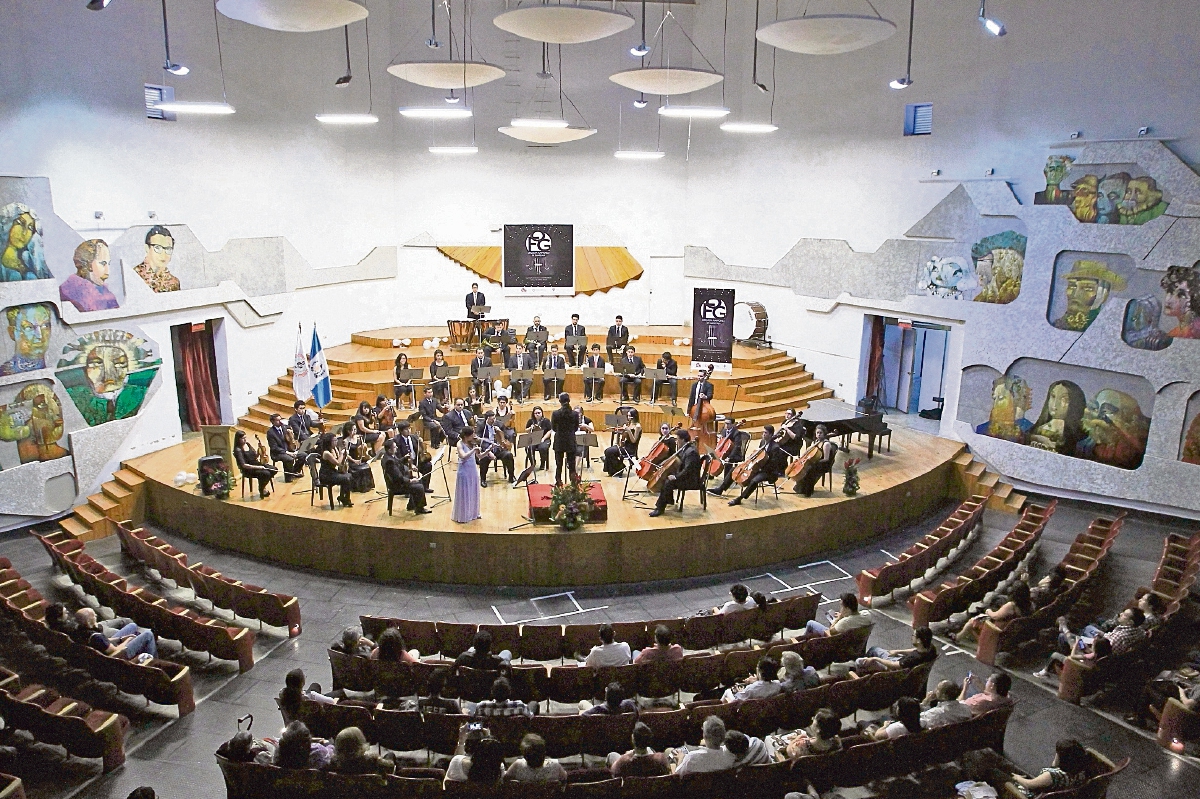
[101,482,134,520]
[72,504,110,541]
[59,516,91,540]
[951,451,1026,514]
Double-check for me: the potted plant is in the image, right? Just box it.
[549,480,596,531]
[842,458,861,497]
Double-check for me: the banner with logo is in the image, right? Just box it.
[503,224,574,296]
[691,288,735,372]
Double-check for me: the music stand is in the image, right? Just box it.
[475,365,501,401]
[510,369,535,404]
[575,432,599,471]
[515,430,544,485]
[431,364,459,402]
[606,332,629,353]
[565,335,588,364]
[543,367,566,398]
[643,367,666,403]
[582,367,606,401]
[394,368,423,404]
[525,329,549,362]
[470,306,491,347]
[425,445,452,509]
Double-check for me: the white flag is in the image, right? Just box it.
[292,324,314,400]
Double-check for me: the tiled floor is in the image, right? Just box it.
[0,495,1195,798]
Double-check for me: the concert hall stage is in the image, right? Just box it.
[123,427,964,587]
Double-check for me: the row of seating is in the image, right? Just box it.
[0,560,195,715]
[1058,531,1199,705]
[216,703,1011,799]
[360,591,823,663]
[0,774,23,799]
[910,500,1056,628]
[330,626,875,702]
[975,514,1124,666]
[114,521,302,636]
[295,660,933,758]
[0,666,128,773]
[855,492,990,606]
[36,532,257,673]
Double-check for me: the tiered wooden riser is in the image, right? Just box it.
[952,451,1026,513]
[58,469,145,542]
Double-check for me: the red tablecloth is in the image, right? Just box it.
[527,482,608,524]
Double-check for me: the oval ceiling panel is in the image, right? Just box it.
[756,14,897,55]
[493,7,633,45]
[498,126,597,145]
[609,67,723,96]
[387,61,506,89]
[217,0,367,33]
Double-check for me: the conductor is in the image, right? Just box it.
[550,392,580,485]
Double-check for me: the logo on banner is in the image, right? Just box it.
[698,296,728,348]
[525,230,553,274]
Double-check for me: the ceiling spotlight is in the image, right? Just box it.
[890,0,915,90]
[159,1,188,75]
[630,42,650,58]
[444,91,461,104]
[315,113,378,125]
[425,0,440,48]
[399,106,473,119]
[429,146,478,155]
[720,121,778,133]
[614,150,665,160]
[658,105,730,119]
[510,118,569,129]
[86,0,113,10]
[889,76,912,90]
[979,1,1006,36]
[165,62,190,76]
[633,93,648,109]
[334,73,352,87]
[334,25,352,86]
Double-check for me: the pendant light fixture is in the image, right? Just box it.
[334,25,353,86]
[160,0,188,75]
[610,8,723,97]
[978,0,1006,36]
[493,3,633,45]
[722,0,778,133]
[757,0,896,55]
[389,0,505,91]
[316,17,378,124]
[614,99,664,160]
[154,0,238,115]
[629,1,650,57]
[217,0,367,33]
[889,0,914,89]
[500,44,595,144]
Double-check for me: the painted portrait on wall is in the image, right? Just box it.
[0,202,52,282]
[133,225,181,293]
[60,239,120,312]
[917,255,976,300]
[1034,153,1171,226]
[971,231,1025,305]
[1046,253,1128,332]
[1033,155,1075,206]
[974,375,1033,443]
[55,330,161,427]
[1121,296,1172,351]
[1160,264,1200,339]
[1180,392,1200,466]
[0,303,53,376]
[0,382,70,464]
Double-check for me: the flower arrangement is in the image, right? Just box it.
[549,481,596,531]
[842,458,861,497]
[199,458,232,500]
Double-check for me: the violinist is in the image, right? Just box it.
[652,351,679,405]
[728,424,789,507]
[418,386,447,448]
[583,343,606,402]
[341,421,376,493]
[707,417,751,497]
[493,394,517,445]
[393,353,415,409]
[470,347,493,403]
[353,400,384,458]
[318,432,353,508]
[395,420,432,492]
[524,406,552,471]
[232,429,278,499]
[373,395,398,439]
[476,411,515,485]
[429,349,451,404]
[777,408,806,457]
[618,346,645,404]
[648,429,704,518]
[381,439,430,514]
[794,424,837,497]
[603,407,641,476]
[267,413,305,480]
[687,364,715,416]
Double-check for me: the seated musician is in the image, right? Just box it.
[524,406,552,471]
[526,316,548,364]
[583,343,606,401]
[493,394,517,444]
[648,429,704,517]
[777,408,805,457]
[794,424,837,497]
[395,420,432,491]
[466,386,483,418]
[232,429,278,499]
[477,411,515,485]
[618,346,645,403]
[429,349,451,403]
[418,386,447,448]
[393,353,415,409]
[542,344,567,401]
[441,398,474,449]
[482,320,509,364]
[353,400,384,457]
[288,399,323,452]
[574,404,595,468]
[564,314,586,367]
[707,417,750,496]
[507,344,535,402]
[341,421,375,493]
[267,413,304,479]
[603,407,641,476]
[653,351,679,405]
[614,420,672,480]
[373,396,398,440]
[381,439,430,514]
[470,347,493,403]
[728,425,789,506]
[318,432,352,508]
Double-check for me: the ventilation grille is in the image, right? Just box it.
[904,103,932,136]
[144,84,175,121]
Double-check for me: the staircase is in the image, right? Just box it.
[57,468,145,542]
[952,451,1026,513]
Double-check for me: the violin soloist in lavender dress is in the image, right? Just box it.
[452,441,481,523]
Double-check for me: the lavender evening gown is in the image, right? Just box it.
[452,441,481,523]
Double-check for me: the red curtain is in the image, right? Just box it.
[864,316,886,403]
[178,326,222,429]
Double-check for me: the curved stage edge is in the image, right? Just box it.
[126,430,963,587]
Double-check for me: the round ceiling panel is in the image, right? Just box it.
[756,14,897,55]
[216,0,367,33]
[493,7,634,45]
[498,126,597,144]
[387,61,506,89]
[609,67,723,96]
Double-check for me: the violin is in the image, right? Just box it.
[377,399,397,430]
[283,425,300,453]
[254,435,269,466]
[636,425,680,481]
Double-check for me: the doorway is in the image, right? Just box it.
[170,320,224,433]
[862,316,951,419]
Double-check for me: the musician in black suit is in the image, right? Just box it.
[794,424,837,497]
[729,425,790,506]
[707,418,751,496]
[482,320,509,364]
[440,398,473,448]
[606,315,629,365]
[687,365,715,416]
[287,399,322,452]
[564,314,586,367]
[583,344,606,402]
[648,429,704,517]
[777,408,805,457]
[618,346,646,403]
[465,283,486,320]
[550,392,579,485]
[395,420,432,491]
[470,347,493,403]
[381,439,430,514]
[507,344,535,402]
[652,351,679,405]
[476,411,515,485]
[267,413,304,478]
[525,316,548,364]
[418,387,447,448]
[542,345,567,400]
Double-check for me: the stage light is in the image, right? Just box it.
[978,1,1006,36]
[153,101,235,115]
[630,41,650,58]
[315,113,378,125]
[445,91,461,104]
[658,105,729,119]
[429,145,478,155]
[510,117,569,129]
[159,1,188,76]
[399,106,472,119]
[86,0,113,10]
[614,150,665,160]
[165,61,189,76]
[633,93,648,109]
[720,121,778,133]
[889,76,912,90]
[334,73,352,87]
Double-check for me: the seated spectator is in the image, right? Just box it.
[1037,635,1111,681]
[277,668,335,724]
[274,721,333,770]
[777,708,843,759]
[751,591,776,610]
[216,730,272,764]
[724,729,771,767]
[1126,669,1200,728]
[1139,592,1167,631]
[581,681,639,715]
[333,625,374,657]
[607,721,671,778]
[1036,608,1143,678]
[504,734,568,783]
[454,630,512,672]
[846,626,936,676]
[126,790,156,799]
[418,668,462,716]
[583,623,632,667]
[1069,601,1151,643]
[44,603,79,635]
[1007,738,1091,798]
[780,652,821,693]
[445,725,504,785]
[371,628,418,663]
[633,624,683,664]
[722,655,782,702]
[949,582,1033,645]
[673,715,735,775]
[328,726,392,775]
[865,696,923,740]
[1029,566,1069,609]
[473,677,535,717]
[960,671,1014,715]
[801,593,873,638]
[919,680,973,728]
[713,583,754,615]
[74,607,157,662]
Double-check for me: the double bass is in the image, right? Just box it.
[688,372,718,455]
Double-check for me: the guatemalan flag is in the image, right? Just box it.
[308,326,332,408]
[292,323,314,401]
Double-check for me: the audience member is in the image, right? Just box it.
[845,626,936,675]
[950,582,1033,645]
[960,671,1015,714]
[1035,608,1143,678]
[333,626,374,657]
[47,602,137,637]
[583,623,632,667]
[418,668,462,716]
[1126,667,1200,728]
[919,680,974,728]
[328,726,392,775]
[722,655,782,702]
[74,607,158,662]
[371,628,418,663]
[126,789,156,799]
[454,630,512,672]
[866,696,923,740]
[445,725,504,784]
[1139,592,1167,631]
[778,708,843,758]
[503,734,568,783]
[608,722,671,777]
[801,593,873,638]
[724,729,771,767]
[277,668,335,724]
[780,652,821,693]
[633,624,683,664]
[274,721,332,770]
[473,677,536,717]
[581,681,638,715]
[673,715,735,775]
[216,730,272,764]
[714,584,754,615]
[1029,566,1069,609]
[1007,739,1091,798]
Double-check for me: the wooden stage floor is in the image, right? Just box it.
[126,428,963,587]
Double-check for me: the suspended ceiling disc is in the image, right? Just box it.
[387,61,506,89]
[498,126,597,144]
[216,0,367,33]
[756,14,896,55]
[493,7,633,44]
[609,67,723,96]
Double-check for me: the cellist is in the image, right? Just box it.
[707,417,752,497]
[728,424,789,506]
[648,429,704,518]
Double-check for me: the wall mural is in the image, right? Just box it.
[1,303,54,376]
[0,381,70,465]
[972,231,1025,304]
[0,202,51,282]
[1046,252,1130,332]
[970,360,1152,470]
[1034,155,1171,225]
[55,330,160,427]
[60,239,120,312]
[1182,391,1200,466]
[917,255,976,299]
[132,225,181,293]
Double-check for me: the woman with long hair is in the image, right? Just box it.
[232,429,278,499]
[393,353,414,408]
[318,432,352,508]
[452,429,481,523]
[949,581,1034,644]
[1029,380,1087,456]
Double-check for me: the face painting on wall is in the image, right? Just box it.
[60,239,120,312]
[0,202,52,282]
[55,330,161,427]
[971,231,1026,305]
[133,225,181,293]
[1159,264,1200,339]
[0,303,53,377]
[1049,259,1127,332]
[1181,393,1200,466]
[0,382,70,464]
[917,256,976,299]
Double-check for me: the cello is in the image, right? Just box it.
[784,444,823,482]
[646,440,694,493]
[705,385,741,477]
[636,425,680,481]
[688,368,718,454]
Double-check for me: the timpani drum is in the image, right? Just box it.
[733,301,769,342]
[447,320,475,350]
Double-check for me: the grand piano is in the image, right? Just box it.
[798,399,891,459]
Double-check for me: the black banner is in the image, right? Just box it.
[503,224,574,296]
[691,287,735,370]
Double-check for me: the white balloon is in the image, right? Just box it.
[423,340,433,349]
[391,338,402,347]
[683,337,691,345]
[402,338,411,346]
[673,338,682,346]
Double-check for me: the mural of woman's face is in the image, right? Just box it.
[1047,384,1072,420]
[1164,282,1192,319]
[145,233,174,270]
[8,213,36,249]
[88,243,110,284]
[84,344,130,395]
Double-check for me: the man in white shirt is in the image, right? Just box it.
[803,593,874,637]
[583,623,631,667]
[716,583,754,615]
[920,680,974,729]
[673,716,736,775]
[722,656,782,703]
